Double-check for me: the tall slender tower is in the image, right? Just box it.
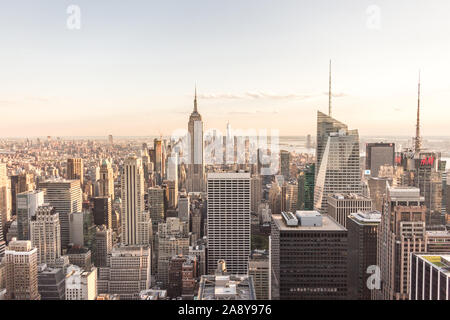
[415,71,422,153]
[329,59,332,117]
[121,156,151,245]
[187,86,205,193]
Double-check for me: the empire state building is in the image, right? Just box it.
[186,88,205,192]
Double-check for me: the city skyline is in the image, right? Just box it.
[1,1,450,136]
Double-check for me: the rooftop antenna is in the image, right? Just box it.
[414,70,422,153]
[329,59,332,117]
[194,84,198,113]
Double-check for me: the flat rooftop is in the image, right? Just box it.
[272,213,346,232]
[349,211,381,224]
[418,254,450,275]
[327,193,371,200]
[198,275,255,300]
[207,172,251,179]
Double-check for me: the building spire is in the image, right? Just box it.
[329,59,332,117]
[415,70,422,153]
[194,84,198,113]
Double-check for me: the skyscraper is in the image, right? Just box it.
[153,138,164,185]
[186,88,205,193]
[297,164,315,210]
[16,190,44,240]
[121,156,151,245]
[326,193,372,228]
[98,159,114,200]
[280,150,290,181]
[315,111,347,180]
[409,253,450,300]
[0,163,12,230]
[347,211,380,300]
[271,211,348,300]
[376,186,427,300]
[251,175,262,214]
[156,217,189,287]
[92,197,112,229]
[366,143,395,177]
[94,225,112,268]
[0,213,5,257]
[97,245,151,300]
[38,179,82,248]
[207,172,251,275]
[314,112,361,213]
[148,186,165,234]
[5,240,40,300]
[30,205,61,265]
[67,158,84,186]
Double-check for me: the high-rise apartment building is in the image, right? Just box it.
[186,89,205,193]
[326,193,372,228]
[5,240,40,300]
[271,211,348,300]
[376,186,427,300]
[366,143,395,177]
[30,205,61,265]
[347,211,381,300]
[67,158,84,186]
[207,172,251,275]
[314,112,361,213]
[38,179,82,248]
[121,156,151,246]
[16,190,44,240]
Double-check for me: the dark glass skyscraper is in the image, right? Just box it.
[297,164,315,210]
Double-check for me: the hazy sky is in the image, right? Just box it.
[1,0,450,137]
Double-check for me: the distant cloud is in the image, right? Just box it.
[197,91,347,100]
[227,108,280,115]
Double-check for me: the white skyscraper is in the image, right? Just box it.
[121,156,151,245]
[207,172,251,274]
[314,113,361,213]
[30,204,61,265]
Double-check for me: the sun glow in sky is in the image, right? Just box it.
[1,0,450,137]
